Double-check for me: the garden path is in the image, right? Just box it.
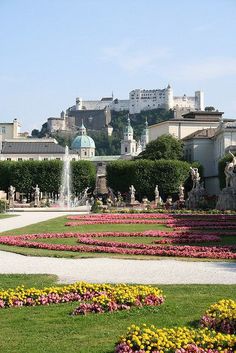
[0,250,235,284]
[0,211,88,233]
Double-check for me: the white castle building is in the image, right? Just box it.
[73,85,204,114]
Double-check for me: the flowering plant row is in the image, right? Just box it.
[0,232,235,259]
[68,213,236,220]
[115,324,236,353]
[0,281,164,314]
[200,299,236,334]
[65,219,236,228]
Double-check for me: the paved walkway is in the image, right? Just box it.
[0,211,87,233]
[0,211,235,285]
[0,251,235,284]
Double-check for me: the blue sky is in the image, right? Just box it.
[0,0,236,132]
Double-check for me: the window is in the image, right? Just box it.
[84,151,87,156]
[56,158,61,160]
[44,158,48,161]
[72,158,76,161]
[7,158,11,161]
[18,158,22,161]
[2,127,6,134]
[29,158,34,161]
[125,147,127,153]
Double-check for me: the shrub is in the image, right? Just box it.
[0,160,96,194]
[0,200,7,213]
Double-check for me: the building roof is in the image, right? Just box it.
[101,97,113,101]
[181,111,224,121]
[71,135,95,150]
[1,140,66,154]
[182,128,216,141]
[89,155,121,162]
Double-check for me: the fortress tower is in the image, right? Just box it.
[165,84,174,109]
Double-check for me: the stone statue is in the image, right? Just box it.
[129,185,136,205]
[154,185,161,206]
[190,167,200,188]
[178,184,185,201]
[9,185,15,198]
[155,185,159,198]
[217,155,236,210]
[8,185,15,207]
[186,168,205,209]
[224,153,236,188]
[33,184,40,207]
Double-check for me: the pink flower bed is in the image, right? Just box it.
[0,232,235,259]
[67,213,236,220]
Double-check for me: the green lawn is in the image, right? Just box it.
[0,214,17,219]
[0,274,235,353]
[0,215,235,260]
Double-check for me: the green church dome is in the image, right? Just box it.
[71,135,95,150]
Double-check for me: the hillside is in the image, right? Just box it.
[36,109,174,155]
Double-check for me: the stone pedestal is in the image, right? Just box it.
[185,187,205,209]
[0,190,7,200]
[216,187,236,210]
[130,195,135,205]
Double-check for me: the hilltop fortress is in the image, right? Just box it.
[71,85,204,114]
[47,85,205,133]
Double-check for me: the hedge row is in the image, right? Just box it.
[0,160,96,194]
[106,159,194,200]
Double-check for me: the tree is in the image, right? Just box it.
[31,129,40,137]
[138,134,184,160]
[205,106,216,112]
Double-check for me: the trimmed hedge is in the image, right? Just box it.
[106,159,192,200]
[0,160,96,194]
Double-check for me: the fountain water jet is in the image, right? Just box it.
[59,146,71,209]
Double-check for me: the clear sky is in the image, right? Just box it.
[0,0,236,132]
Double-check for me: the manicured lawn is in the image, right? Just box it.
[0,216,170,236]
[0,274,235,353]
[0,214,17,219]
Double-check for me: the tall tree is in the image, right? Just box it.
[138,134,184,160]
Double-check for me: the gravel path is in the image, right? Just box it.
[0,211,235,285]
[0,211,88,233]
[0,250,235,284]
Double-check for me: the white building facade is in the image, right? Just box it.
[148,111,222,142]
[183,120,236,195]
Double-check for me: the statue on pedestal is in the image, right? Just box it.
[190,167,200,188]
[33,184,40,207]
[217,151,236,210]
[186,167,205,209]
[178,184,185,202]
[8,185,15,207]
[154,185,162,206]
[129,185,136,205]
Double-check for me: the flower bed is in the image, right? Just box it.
[200,299,236,334]
[65,213,236,228]
[68,213,236,220]
[115,324,236,353]
[0,282,164,314]
[65,219,236,228]
[0,232,235,259]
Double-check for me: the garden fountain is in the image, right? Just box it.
[59,145,71,209]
